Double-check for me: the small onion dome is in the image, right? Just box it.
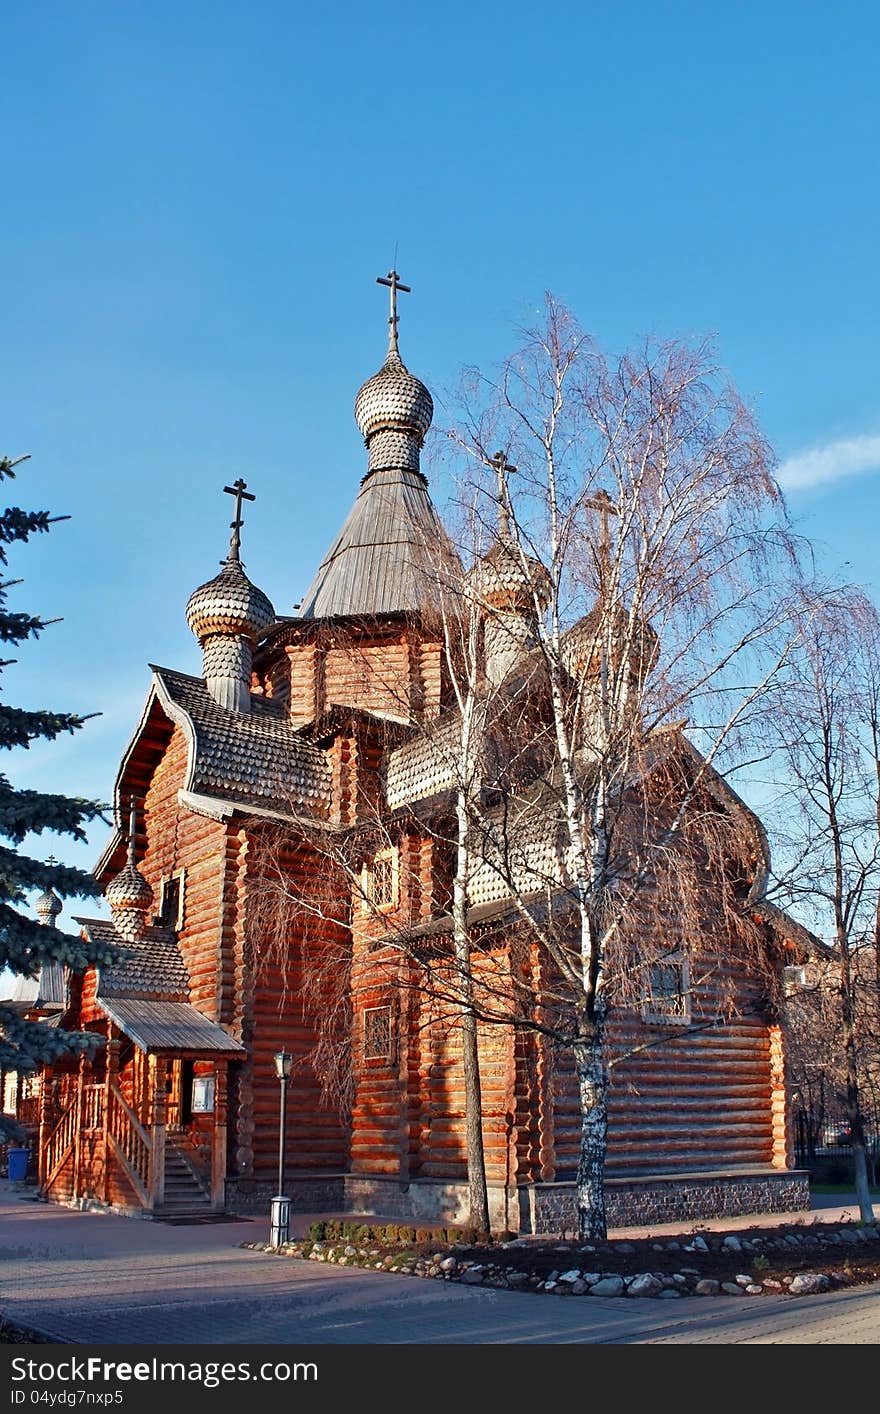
[354,350,434,444]
[105,860,153,914]
[562,604,659,680]
[34,885,62,926]
[469,538,551,611]
[185,556,275,645]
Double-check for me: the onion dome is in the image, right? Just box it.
[186,554,275,645]
[105,860,153,913]
[352,269,434,478]
[562,603,659,680]
[470,537,551,611]
[34,884,62,927]
[354,350,434,445]
[106,798,153,941]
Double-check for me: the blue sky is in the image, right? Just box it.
[2,0,879,911]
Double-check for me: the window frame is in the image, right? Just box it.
[642,952,691,1026]
[159,869,186,931]
[361,847,398,914]
[363,1003,394,1062]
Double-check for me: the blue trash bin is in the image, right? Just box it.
[7,1148,29,1181]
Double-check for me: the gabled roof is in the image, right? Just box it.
[297,468,459,620]
[74,918,244,1055]
[96,666,332,878]
[77,918,190,1001]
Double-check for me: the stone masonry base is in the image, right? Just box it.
[224,1167,810,1234]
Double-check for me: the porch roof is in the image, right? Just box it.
[99,998,246,1056]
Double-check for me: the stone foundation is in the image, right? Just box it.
[224,1173,346,1216]
[224,1167,810,1234]
[526,1169,811,1235]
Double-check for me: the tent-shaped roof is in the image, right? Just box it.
[297,467,459,620]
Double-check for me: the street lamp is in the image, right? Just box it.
[270,1050,293,1248]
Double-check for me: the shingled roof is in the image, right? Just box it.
[386,711,462,809]
[76,918,190,1001]
[297,468,460,620]
[152,666,331,815]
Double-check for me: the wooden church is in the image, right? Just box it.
[27,275,811,1231]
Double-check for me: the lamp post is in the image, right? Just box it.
[270,1050,293,1248]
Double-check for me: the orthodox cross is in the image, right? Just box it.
[584,488,618,590]
[376,268,411,355]
[223,478,255,561]
[490,450,516,538]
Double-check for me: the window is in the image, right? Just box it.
[361,848,397,912]
[363,1004,393,1061]
[643,954,690,1024]
[159,871,185,930]
[783,964,807,996]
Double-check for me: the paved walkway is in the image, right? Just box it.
[1,1184,878,1346]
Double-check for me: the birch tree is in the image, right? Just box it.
[768,590,880,1218]
[441,297,805,1239]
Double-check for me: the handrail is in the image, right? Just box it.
[106,1083,151,1207]
[43,1102,77,1190]
[108,1083,150,1149]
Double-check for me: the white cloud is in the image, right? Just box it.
[777,432,880,491]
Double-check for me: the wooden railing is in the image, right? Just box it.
[43,1103,77,1190]
[82,1085,104,1132]
[106,1084,151,1208]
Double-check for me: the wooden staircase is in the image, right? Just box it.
[154,1134,214,1217]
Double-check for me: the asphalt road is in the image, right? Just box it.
[1,1184,878,1347]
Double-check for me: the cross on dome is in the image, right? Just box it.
[223,478,255,563]
[585,488,618,590]
[376,268,411,356]
[490,451,517,539]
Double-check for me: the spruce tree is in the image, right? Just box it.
[0,454,119,1139]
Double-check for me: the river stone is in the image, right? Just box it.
[439,1257,458,1273]
[789,1273,829,1294]
[589,1275,625,1297]
[627,1273,662,1297]
[461,1268,484,1285]
[721,1282,745,1295]
[722,1235,742,1252]
[695,1279,720,1295]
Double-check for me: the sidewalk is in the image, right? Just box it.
[2,1181,879,1345]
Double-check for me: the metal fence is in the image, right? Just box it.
[794,1103,880,1179]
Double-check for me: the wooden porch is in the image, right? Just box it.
[39,1037,232,1217]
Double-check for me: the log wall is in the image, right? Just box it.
[238,827,350,1183]
[141,726,228,1020]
